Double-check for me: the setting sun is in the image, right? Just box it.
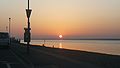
[59,35,63,38]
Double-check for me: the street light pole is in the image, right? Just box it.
[9,18,11,46]
[28,0,30,29]
[28,0,29,10]
[24,0,32,54]
[27,0,30,54]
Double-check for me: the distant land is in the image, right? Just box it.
[30,38,120,40]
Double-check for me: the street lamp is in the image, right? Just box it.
[9,18,11,46]
[24,0,32,54]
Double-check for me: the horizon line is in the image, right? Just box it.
[20,38,120,40]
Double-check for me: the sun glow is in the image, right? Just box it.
[59,35,63,38]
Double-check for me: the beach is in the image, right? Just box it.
[10,43,120,68]
[29,40,120,55]
[0,0,120,68]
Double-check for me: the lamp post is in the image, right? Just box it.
[9,18,11,46]
[24,0,32,54]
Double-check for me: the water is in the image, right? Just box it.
[22,40,120,55]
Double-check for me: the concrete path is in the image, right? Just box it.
[0,49,27,68]
[10,43,120,68]
[11,44,103,68]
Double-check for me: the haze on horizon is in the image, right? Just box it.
[0,0,120,39]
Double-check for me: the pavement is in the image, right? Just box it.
[1,43,120,68]
[0,49,27,68]
[10,43,103,68]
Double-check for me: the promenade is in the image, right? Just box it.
[1,43,120,68]
[0,49,26,68]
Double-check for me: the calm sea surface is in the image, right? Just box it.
[22,40,120,55]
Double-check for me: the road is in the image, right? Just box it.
[0,49,27,68]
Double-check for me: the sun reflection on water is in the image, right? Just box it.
[59,43,63,48]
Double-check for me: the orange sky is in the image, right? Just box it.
[0,0,120,39]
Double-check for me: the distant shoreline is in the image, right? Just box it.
[29,39,120,40]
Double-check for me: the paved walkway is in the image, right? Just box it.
[11,44,103,68]
[0,49,27,68]
[8,43,120,68]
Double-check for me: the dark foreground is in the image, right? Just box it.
[0,49,26,68]
[1,43,120,68]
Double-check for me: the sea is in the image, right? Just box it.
[22,40,120,55]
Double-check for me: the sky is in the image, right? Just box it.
[0,0,120,39]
